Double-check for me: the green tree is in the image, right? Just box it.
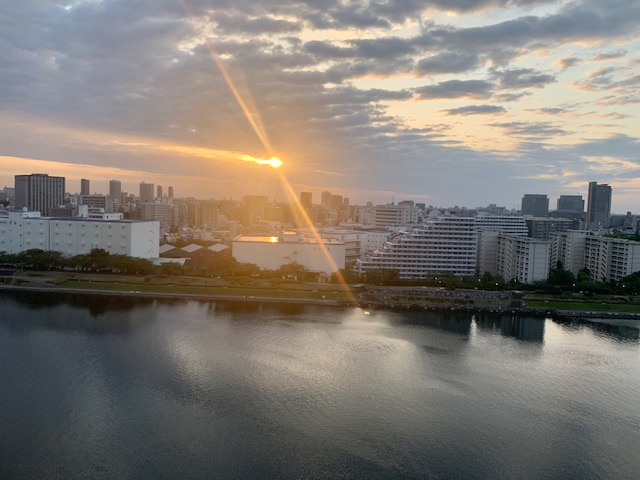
[331,268,361,284]
[16,249,64,271]
[277,262,308,280]
[548,267,575,286]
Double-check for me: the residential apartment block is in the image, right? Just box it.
[355,216,477,278]
[496,235,550,284]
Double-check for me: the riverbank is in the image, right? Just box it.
[3,275,640,321]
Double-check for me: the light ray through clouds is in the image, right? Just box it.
[179,0,355,303]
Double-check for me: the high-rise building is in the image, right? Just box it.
[525,217,573,241]
[496,235,550,284]
[14,173,65,216]
[300,192,312,210]
[557,195,584,213]
[139,182,155,202]
[321,191,332,209]
[2,187,15,203]
[521,194,549,217]
[80,178,90,196]
[109,180,122,202]
[373,202,418,226]
[330,194,343,211]
[157,185,163,198]
[168,186,174,198]
[356,217,478,278]
[79,194,113,213]
[587,182,612,228]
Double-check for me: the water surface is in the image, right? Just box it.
[1,291,639,479]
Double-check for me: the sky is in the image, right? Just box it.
[1,0,639,212]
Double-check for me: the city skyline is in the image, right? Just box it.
[1,1,639,210]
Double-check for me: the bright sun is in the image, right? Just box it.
[255,156,283,168]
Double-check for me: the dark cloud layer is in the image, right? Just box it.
[1,0,639,208]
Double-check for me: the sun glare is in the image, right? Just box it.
[255,156,284,168]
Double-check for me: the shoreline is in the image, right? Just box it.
[3,283,640,321]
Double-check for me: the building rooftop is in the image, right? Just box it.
[234,235,344,245]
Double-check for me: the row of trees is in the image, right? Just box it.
[0,248,155,274]
[347,265,640,295]
[0,248,312,280]
[3,248,640,294]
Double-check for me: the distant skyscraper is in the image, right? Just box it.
[330,194,343,211]
[587,182,612,228]
[557,195,584,213]
[321,191,332,209]
[14,173,65,216]
[139,182,154,202]
[300,192,312,210]
[521,194,549,217]
[168,186,174,198]
[157,185,163,198]
[80,178,90,195]
[109,179,122,203]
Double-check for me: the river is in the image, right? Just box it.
[1,291,639,479]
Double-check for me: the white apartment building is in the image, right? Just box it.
[0,210,159,258]
[232,231,345,275]
[550,230,590,275]
[584,235,640,283]
[373,203,418,227]
[551,230,640,282]
[355,216,477,278]
[475,215,529,276]
[496,235,550,284]
[474,214,529,236]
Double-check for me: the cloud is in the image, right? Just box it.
[526,107,572,115]
[212,13,302,34]
[416,51,481,74]
[491,68,556,89]
[593,49,628,62]
[442,105,506,115]
[415,79,494,99]
[557,57,581,70]
[491,121,569,138]
[1,0,639,210]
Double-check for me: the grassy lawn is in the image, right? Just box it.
[58,280,352,302]
[525,301,640,312]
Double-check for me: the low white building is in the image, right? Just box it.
[0,210,159,258]
[232,231,345,275]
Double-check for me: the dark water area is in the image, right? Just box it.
[1,291,639,479]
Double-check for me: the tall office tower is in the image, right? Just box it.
[139,182,155,202]
[109,179,122,202]
[321,191,332,209]
[330,194,343,211]
[157,185,163,198]
[80,178,90,196]
[300,192,312,210]
[587,182,612,228]
[556,195,584,213]
[521,194,549,217]
[14,173,65,216]
[168,186,174,198]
